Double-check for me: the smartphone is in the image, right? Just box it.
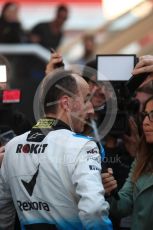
[50,48,64,69]
[0,65,7,83]
[96,54,136,81]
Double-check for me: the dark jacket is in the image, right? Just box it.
[0,17,25,43]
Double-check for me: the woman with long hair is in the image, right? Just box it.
[132,96,153,182]
[109,96,153,230]
[0,1,25,43]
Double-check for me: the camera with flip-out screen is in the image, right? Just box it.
[96,54,149,136]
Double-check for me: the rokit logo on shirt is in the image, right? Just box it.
[16,144,48,154]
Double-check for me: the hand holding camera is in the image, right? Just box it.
[132,55,153,75]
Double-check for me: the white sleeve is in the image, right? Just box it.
[0,150,16,230]
[71,141,113,230]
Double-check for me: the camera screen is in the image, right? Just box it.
[0,65,7,82]
[97,55,136,81]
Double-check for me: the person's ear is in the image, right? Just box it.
[60,95,71,111]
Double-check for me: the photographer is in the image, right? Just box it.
[83,58,136,230]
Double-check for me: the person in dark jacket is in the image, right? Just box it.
[0,2,25,43]
[30,4,68,50]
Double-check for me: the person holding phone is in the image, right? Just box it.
[45,50,64,75]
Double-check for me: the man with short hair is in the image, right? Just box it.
[0,70,113,230]
[30,4,68,50]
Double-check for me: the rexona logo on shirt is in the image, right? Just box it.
[17,200,50,212]
[16,144,48,154]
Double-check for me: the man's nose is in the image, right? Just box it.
[87,101,95,117]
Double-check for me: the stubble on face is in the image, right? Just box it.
[69,74,93,133]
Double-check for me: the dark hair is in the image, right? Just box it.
[1,2,18,18]
[132,96,153,182]
[56,4,68,14]
[84,59,97,71]
[83,34,94,43]
[136,81,153,95]
[82,59,97,82]
[143,96,153,111]
[44,71,78,114]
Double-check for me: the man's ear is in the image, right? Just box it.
[60,95,71,111]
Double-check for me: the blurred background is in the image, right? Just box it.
[0,0,153,124]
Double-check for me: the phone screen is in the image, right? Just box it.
[97,55,136,81]
[0,65,7,82]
